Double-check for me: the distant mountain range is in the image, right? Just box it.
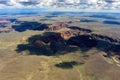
[0,9,120,15]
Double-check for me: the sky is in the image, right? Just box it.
[0,0,120,12]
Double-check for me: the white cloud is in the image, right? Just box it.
[0,0,120,11]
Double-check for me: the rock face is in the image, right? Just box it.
[47,22,68,31]
[47,24,93,40]
[33,29,89,46]
[58,30,86,40]
[59,30,78,40]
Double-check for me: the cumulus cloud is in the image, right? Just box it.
[0,0,120,11]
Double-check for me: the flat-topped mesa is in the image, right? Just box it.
[33,30,80,46]
[47,22,68,31]
[34,29,91,46]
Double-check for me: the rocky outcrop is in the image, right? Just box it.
[58,30,88,40]
[47,22,68,31]
[47,25,93,40]
[59,30,79,39]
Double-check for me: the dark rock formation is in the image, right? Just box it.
[68,26,92,33]
[91,33,120,44]
[33,33,63,45]
[27,32,65,54]
[16,32,67,55]
[67,35,97,48]
[109,45,120,56]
